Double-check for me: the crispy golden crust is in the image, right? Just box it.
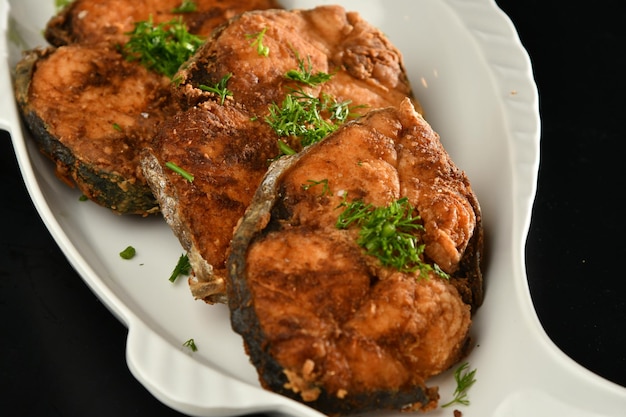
[15,45,175,214]
[175,5,418,114]
[45,0,281,47]
[143,101,279,302]
[18,0,281,214]
[270,98,483,309]
[228,98,481,414]
[144,5,419,301]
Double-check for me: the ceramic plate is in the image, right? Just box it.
[2,0,625,415]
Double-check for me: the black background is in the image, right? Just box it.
[2,0,625,415]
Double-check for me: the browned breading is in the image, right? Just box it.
[45,0,281,47]
[17,0,281,215]
[142,5,418,301]
[15,44,175,214]
[227,98,481,414]
[174,4,417,114]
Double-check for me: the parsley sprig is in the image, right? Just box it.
[265,54,361,155]
[165,161,194,182]
[266,90,352,152]
[302,179,332,196]
[172,0,197,13]
[199,73,233,105]
[169,253,192,282]
[336,196,449,278]
[182,338,198,352]
[442,362,477,408]
[285,55,332,87]
[246,27,270,57]
[124,17,204,78]
[55,0,72,11]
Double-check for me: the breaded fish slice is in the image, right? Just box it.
[142,101,279,303]
[45,0,281,47]
[17,0,280,215]
[15,45,176,214]
[143,5,419,301]
[175,4,418,115]
[227,98,482,414]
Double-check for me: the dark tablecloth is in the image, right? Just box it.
[2,0,625,415]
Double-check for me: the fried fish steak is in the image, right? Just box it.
[174,4,418,115]
[142,4,418,302]
[142,101,279,302]
[45,0,281,47]
[14,44,176,214]
[227,98,482,414]
[16,0,280,214]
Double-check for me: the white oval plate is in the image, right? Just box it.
[2,0,626,416]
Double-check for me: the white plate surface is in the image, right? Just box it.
[2,0,626,416]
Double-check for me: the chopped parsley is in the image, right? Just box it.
[169,253,192,283]
[336,196,449,278]
[285,55,333,87]
[55,0,73,11]
[123,17,204,78]
[302,179,332,196]
[172,0,197,13]
[265,54,359,155]
[199,73,233,105]
[266,90,352,153]
[119,246,136,260]
[112,122,122,131]
[245,27,270,57]
[165,161,194,182]
[276,140,297,156]
[442,362,477,408]
[182,338,198,352]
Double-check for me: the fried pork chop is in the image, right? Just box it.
[227,98,482,414]
[142,5,418,302]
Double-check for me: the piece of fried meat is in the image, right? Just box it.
[16,0,280,215]
[142,5,418,302]
[227,98,482,415]
[45,0,281,47]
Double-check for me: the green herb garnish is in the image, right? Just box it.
[199,73,233,105]
[264,54,359,155]
[172,0,197,13]
[78,194,88,202]
[123,17,204,78]
[246,27,270,56]
[182,338,198,352]
[112,122,122,131]
[169,253,192,283]
[165,161,194,182]
[55,0,73,11]
[266,90,352,151]
[302,179,332,196]
[119,246,136,260]
[336,196,448,278]
[285,55,332,87]
[276,140,297,155]
[442,362,477,408]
